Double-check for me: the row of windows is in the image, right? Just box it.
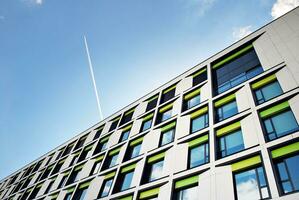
[5,141,299,200]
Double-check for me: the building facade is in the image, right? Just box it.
[1,7,299,200]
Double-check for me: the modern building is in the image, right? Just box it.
[1,7,299,200]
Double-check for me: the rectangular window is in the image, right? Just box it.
[174,175,199,200]
[51,159,65,175]
[252,74,283,105]
[63,187,75,200]
[66,165,84,185]
[20,189,32,200]
[188,135,209,168]
[190,106,209,133]
[212,44,263,94]
[146,95,159,112]
[21,176,33,190]
[143,152,165,183]
[39,165,54,181]
[103,147,121,170]
[72,182,90,200]
[44,178,55,194]
[216,121,244,158]
[157,103,173,124]
[192,68,207,86]
[120,108,135,125]
[141,113,154,132]
[260,101,299,141]
[90,156,103,175]
[77,145,93,163]
[119,124,132,142]
[183,88,201,111]
[74,135,87,150]
[70,152,80,166]
[159,121,176,147]
[114,163,136,193]
[93,135,110,155]
[125,137,143,161]
[93,126,104,140]
[98,172,115,198]
[58,172,69,189]
[160,85,176,104]
[32,160,43,174]
[28,183,43,199]
[271,142,299,195]
[109,117,120,132]
[214,93,238,122]
[62,143,74,157]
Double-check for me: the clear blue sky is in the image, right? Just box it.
[0,0,295,180]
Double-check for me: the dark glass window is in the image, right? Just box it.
[103,154,118,170]
[93,128,103,140]
[58,175,68,189]
[45,155,54,166]
[28,185,41,200]
[193,69,207,86]
[51,160,65,175]
[32,160,43,173]
[44,179,55,194]
[215,100,238,122]
[189,142,209,168]
[174,185,198,200]
[66,168,82,185]
[213,46,263,94]
[64,192,73,200]
[141,118,153,132]
[74,136,87,150]
[275,153,299,194]
[99,179,113,198]
[70,154,79,166]
[114,171,134,192]
[93,140,108,156]
[90,161,101,175]
[191,113,208,133]
[72,186,88,200]
[160,129,175,146]
[125,143,142,161]
[234,166,269,199]
[158,109,172,123]
[161,87,176,104]
[20,190,31,200]
[218,130,244,158]
[183,94,200,111]
[120,130,130,142]
[143,159,164,183]
[254,81,283,105]
[62,143,74,157]
[109,119,119,132]
[263,110,299,141]
[78,147,93,163]
[146,96,158,112]
[55,149,64,161]
[39,166,53,181]
[13,181,24,194]
[21,176,32,190]
[121,111,134,125]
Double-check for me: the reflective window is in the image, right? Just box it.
[189,143,209,168]
[141,119,152,132]
[263,110,299,141]
[218,130,244,158]
[161,109,172,122]
[160,129,175,146]
[109,155,118,168]
[149,160,164,182]
[191,113,208,133]
[120,130,130,142]
[72,187,88,200]
[120,171,134,191]
[254,81,283,104]
[185,95,200,110]
[216,101,238,122]
[90,161,101,175]
[275,154,299,194]
[64,193,72,200]
[99,179,113,198]
[175,185,198,200]
[234,167,269,200]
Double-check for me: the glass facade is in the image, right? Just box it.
[218,130,244,158]
[99,179,113,198]
[216,100,238,122]
[189,142,209,168]
[175,186,198,200]
[191,113,208,133]
[254,81,283,104]
[160,129,175,146]
[141,119,152,132]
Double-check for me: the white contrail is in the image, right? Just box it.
[84,35,104,121]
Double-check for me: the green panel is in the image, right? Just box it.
[64,170,70,176]
[123,124,133,132]
[100,135,110,143]
[184,88,201,101]
[163,85,176,94]
[112,116,120,122]
[190,106,208,119]
[139,187,160,199]
[95,155,104,162]
[148,152,165,163]
[188,135,209,148]
[74,164,84,171]
[121,163,137,173]
[231,155,261,172]
[36,183,43,188]
[119,195,133,200]
[66,187,75,193]
[79,181,91,189]
[84,144,93,151]
[130,137,144,146]
[51,193,59,199]
[147,95,158,102]
[109,147,121,156]
[252,74,277,89]
[161,121,176,132]
[216,121,241,137]
[192,68,206,78]
[212,44,253,69]
[214,93,236,108]
[58,159,66,164]
[159,103,173,113]
[260,101,290,119]
[175,175,199,189]
[143,113,154,122]
[104,171,116,179]
[271,142,299,159]
[125,108,135,116]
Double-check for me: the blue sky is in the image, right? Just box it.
[0,0,297,180]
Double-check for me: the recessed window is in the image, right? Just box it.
[21,176,33,190]
[188,135,209,168]
[50,193,59,200]
[159,121,176,147]
[103,147,121,170]
[192,68,207,87]
[77,145,93,163]
[62,143,75,157]
[93,126,104,140]
[66,165,84,185]
[260,101,299,141]
[157,103,173,124]
[146,95,159,112]
[271,142,299,195]
[212,43,263,94]
[114,163,136,193]
[72,181,90,200]
[75,135,87,150]
[28,183,43,199]
[215,93,238,122]
[216,121,244,158]
[252,74,283,105]
[183,88,201,111]
[120,108,135,125]
[174,175,199,200]
[70,152,80,166]
[232,156,269,200]
[90,156,103,175]
[51,159,65,175]
[63,187,75,200]
[39,165,54,181]
[190,106,209,133]
[119,124,132,143]
[58,172,69,189]
[109,117,120,132]
[161,85,176,104]
[141,113,154,132]
[20,189,31,200]
[45,154,54,166]
[44,178,56,194]
[142,152,165,183]
[93,135,110,155]
[125,137,143,161]
[98,172,115,198]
